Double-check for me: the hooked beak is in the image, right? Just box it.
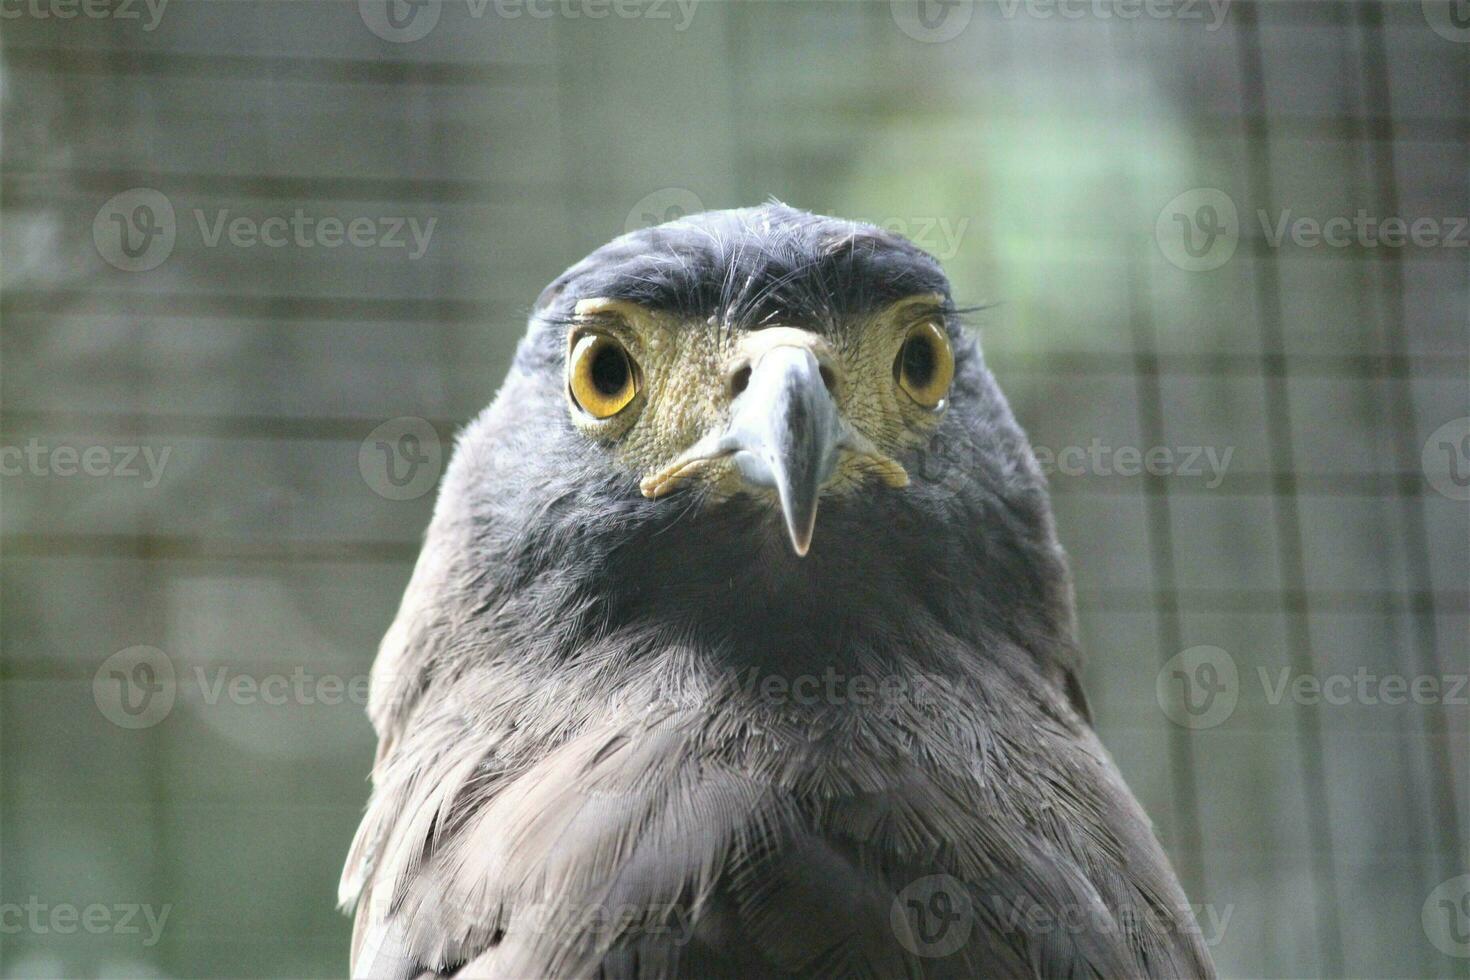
[722,345,843,556]
[638,334,909,557]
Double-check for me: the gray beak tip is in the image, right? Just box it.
[777,480,819,556]
[725,344,843,560]
[786,518,814,557]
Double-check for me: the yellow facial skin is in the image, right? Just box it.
[563,294,954,502]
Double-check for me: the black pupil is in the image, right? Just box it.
[590,341,629,396]
[901,334,936,387]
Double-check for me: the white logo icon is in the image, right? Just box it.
[1157,645,1239,729]
[360,417,443,500]
[94,646,177,729]
[1156,188,1239,272]
[359,0,442,42]
[890,0,973,43]
[94,188,176,272]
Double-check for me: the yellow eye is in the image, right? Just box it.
[568,333,638,419]
[895,321,954,409]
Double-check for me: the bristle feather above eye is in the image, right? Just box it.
[531,204,956,334]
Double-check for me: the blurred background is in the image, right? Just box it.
[2,0,1467,976]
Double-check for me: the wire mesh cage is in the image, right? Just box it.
[1,1,1466,977]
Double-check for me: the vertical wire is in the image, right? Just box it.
[1353,0,1468,884]
[1235,2,1345,973]
[1334,10,1439,975]
[1107,17,1205,901]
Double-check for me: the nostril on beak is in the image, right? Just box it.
[728,362,752,398]
[729,359,834,399]
[730,358,833,399]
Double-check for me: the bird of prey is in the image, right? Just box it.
[340,204,1215,979]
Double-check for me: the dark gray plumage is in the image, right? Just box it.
[340,204,1215,979]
